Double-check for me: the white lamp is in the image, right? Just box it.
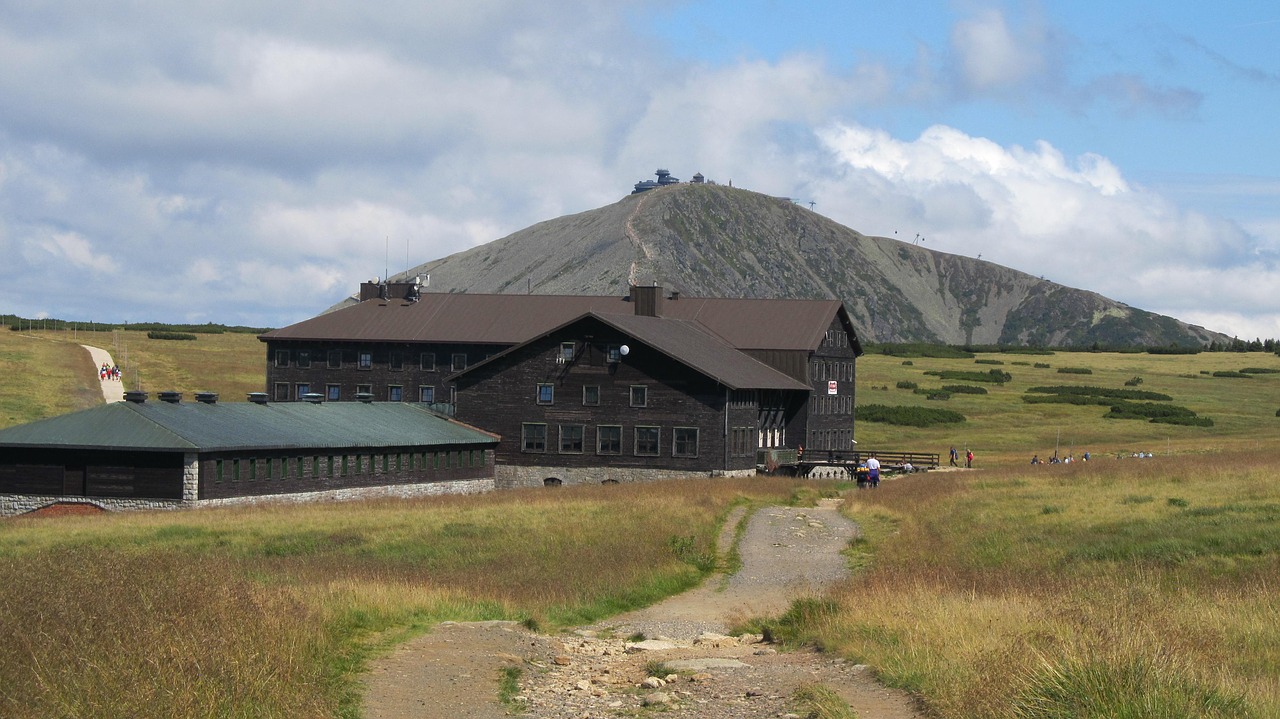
[619,345,630,356]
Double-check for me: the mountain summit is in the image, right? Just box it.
[369,182,1221,346]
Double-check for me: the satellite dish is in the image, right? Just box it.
[619,345,630,356]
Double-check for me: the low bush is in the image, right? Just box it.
[896,380,918,390]
[1034,362,1051,369]
[1027,386,1173,401]
[1105,401,1211,425]
[974,359,1004,365]
[869,343,975,359]
[1010,361,1030,366]
[1057,367,1093,374]
[942,384,989,395]
[146,331,198,341]
[1212,371,1252,378]
[857,404,966,427]
[1124,376,1144,386]
[1241,367,1280,374]
[923,369,1012,384]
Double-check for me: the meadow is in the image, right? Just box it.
[0,327,265,429]
[2,332,1280,717]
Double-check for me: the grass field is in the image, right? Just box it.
[3,334,1280,716]
[0,327,265,429]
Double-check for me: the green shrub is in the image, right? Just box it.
[896,380,918,390]
[925,392,951,401]
[870,343,975,359]
[974,359,1005,365]
[1241,367,1280,374]
[1105,401,1210,425]
[1026,386,1172,401]
[857,404,966,427]
[1211,371,1251,378]
[1057,367,1093,374]
[146,331,198,341]
[1124,376,1143,386]
[942,385,989,395]
[923,369,1012,384]
[900,360,914,366]
[1034,362,1051,369]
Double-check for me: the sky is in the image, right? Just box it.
[1,1,1277,340]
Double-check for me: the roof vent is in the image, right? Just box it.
[247,392,269,405]
[302,392,325,404]
[355,392,374,404]
[124,391,148,404]
[195,392,219,404]
[158,391,182,404]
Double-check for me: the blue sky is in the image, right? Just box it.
[0,1,1277,339]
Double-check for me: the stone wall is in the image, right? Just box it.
[2,478,495,517]
[496,464,755,489]
[1,495,183,517]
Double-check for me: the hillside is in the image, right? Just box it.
[364,183,1223,346]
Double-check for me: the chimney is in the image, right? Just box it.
[632,285,664,317]
[355,392,374,403]
[195,392,219,404]
[247,392,269,405]
[124,391,148,404]
[302,392,325,404]
[669,290,680,301]
[158,391,182,404]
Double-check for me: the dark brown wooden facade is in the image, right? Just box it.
[260,286,864,470]
[451,316,794,475]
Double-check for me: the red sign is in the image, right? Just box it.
[827,380,838,395]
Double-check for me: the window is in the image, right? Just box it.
[560,425,584,453]
[388,385,403,402]
[326,384,341,401]
[521,423,548,452]
[597,425,622,455]
[295,383,310,399]
[327,349,342,368]
[390,351,404,370]
[356,384,372,396]
[452,353,467,371]
[420,352,436,371]
[560,342,575,362]
[607,344,621,363]
[274,382,289,401]
[358,352,372,370]
[275,350,289,367]
[634,426,660,456]
[673,427,699,457]
[536,383,554,405]
[419,386,436,403]
[630,385,648,407]
[582,386,600,406]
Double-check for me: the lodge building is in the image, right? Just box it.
[260,283,863,487]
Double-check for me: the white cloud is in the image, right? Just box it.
[950,7,1050,94]
[24,229,119,275]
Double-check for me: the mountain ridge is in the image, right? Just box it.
[356,183,1224,346]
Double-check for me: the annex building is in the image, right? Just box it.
[260,283,863,487]
[0,391,498,517]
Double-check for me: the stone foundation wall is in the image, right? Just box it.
[193,478,495,509]
[2,478,495,517]
[496,464,755,490]
[1,495,184,517]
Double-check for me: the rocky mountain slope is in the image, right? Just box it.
[366,183,1223,346]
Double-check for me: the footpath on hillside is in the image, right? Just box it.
[362,499,923,719]
[81,345,124,403]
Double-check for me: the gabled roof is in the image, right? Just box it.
[261,292,861,354]
[0,401,498,453]
[451,312,810,392]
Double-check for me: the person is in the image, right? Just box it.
[949,446,958,467]
[965,449,973,468]
[902,461,914,473]
[1083,451,1090,462]
[1031,454,1040,465]
[866,454,880,487]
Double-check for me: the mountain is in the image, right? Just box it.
[352,182,1224,346]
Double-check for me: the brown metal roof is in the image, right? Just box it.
[451,312,809,391]
[262,292,859,353]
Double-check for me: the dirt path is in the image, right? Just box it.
[80,345,123,403]
[361,500,924,718]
